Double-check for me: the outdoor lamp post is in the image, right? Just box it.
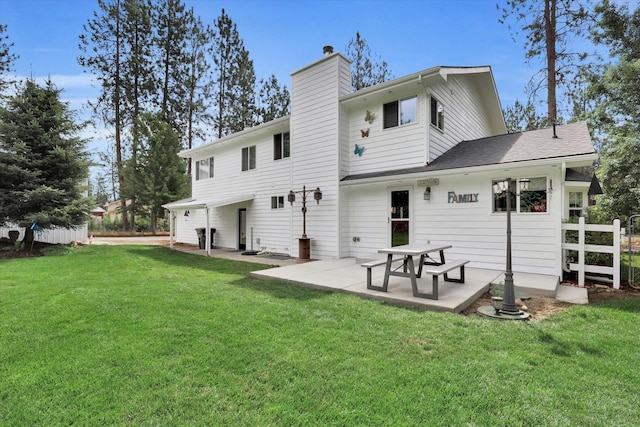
[289,185,322,260]
[480,178,530,320]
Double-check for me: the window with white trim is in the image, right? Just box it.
[241,145,256,171]
[271,196,284,209]
[383,96,417,129]
[273,132,290,160]
[492,177,548,213]
[430,96,444,131]
[195,157,214,180]
[569,192,584,218]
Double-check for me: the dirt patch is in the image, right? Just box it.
[463,281,640,320]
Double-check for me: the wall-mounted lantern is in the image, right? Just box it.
[424,186,431,201]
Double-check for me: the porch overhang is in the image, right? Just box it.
[163,193,255,254]
[162,193,255,210]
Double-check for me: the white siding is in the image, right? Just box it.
[342,166,564,276]
[429,75,496,161]
[290,53,351,259]
[342,73,499,178]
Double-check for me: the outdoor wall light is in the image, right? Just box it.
[184,210,190,217]
[424,186,431,201]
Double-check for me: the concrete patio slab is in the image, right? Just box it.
[251,259,495,313]
[555,284,589,304]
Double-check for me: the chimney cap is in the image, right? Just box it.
[323,45,334,56]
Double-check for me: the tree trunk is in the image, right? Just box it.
[22,227,34,250]
[545,0,557,126]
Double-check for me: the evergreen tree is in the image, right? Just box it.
[345,32,393,91]
[212,8,254,138]
[121,0,154,232]
[0,24,19,92]
[0,79,92,245]
[79,0,130,229]
[134,112,189,233]
[228,48,257,133]
[152,0,190,133]
[498,0,593,125]
[257,74,290,124]
[503,99,549,133]
[183,13,215,175]
[585,0,640,221]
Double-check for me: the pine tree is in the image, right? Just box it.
[345,32,393,91]
[257,74,290,124]
[212,8,255,138]
[0,24,19,92]
[0,79,92,245]
[79,0,130,229]
[586,0,640,221]
[498,0,593,125]
[183,13,215,175]
[134,112,189,233]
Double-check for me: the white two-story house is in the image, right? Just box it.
[164,47,598,278]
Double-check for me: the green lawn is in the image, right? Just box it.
[1,245,639,426]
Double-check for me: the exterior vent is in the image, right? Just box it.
[323,45,334,56]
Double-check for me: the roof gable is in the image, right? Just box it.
[342,122,597,182]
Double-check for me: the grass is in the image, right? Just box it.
[2,245,640,426]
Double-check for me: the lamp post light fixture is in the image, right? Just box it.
[289,185,322,260]
[479,177,531,320]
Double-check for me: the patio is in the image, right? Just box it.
[170,245,587,313]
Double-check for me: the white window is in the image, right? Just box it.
[271,196,284,209]
[569,192,584,218]
[383,96,417,129]
[430,96,444,131]
[195,157,214,180]
[492,177,548,213]
[273,132,290,160]
[241,146,256,171]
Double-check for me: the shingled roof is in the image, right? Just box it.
[342,121,596,182]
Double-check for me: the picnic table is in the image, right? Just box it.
[362,243,468,300]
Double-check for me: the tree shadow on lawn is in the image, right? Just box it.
[125,246,329,302]
[531,326,603,358]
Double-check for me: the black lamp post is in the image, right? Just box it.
[289,185,322,260]
[480,178,530,320]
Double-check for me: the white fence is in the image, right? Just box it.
[562,217,621,289]
[1,223,88,245]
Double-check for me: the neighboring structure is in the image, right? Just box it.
[164,48,598,278]
[0,223,88,245]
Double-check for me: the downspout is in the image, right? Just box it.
[561,161,569,273]
[419,74,431,164]
[169,211,175,250]
[205,206,211,257]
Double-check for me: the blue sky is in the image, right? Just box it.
[1,0,547,158]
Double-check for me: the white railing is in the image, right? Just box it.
[562,217,621,289]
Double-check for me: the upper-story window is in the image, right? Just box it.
[383,96,417,129]
[195,157,214,180]
[242,145,256,171]
[430,96,444,131]
[274,132,290,160]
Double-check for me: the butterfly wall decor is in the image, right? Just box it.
[354,144,365,157]
[364,110,375,124]
[360,128,370,138]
